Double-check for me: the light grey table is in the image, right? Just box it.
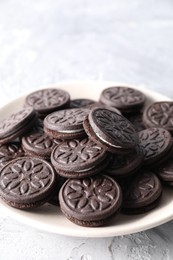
[1,0,173,259]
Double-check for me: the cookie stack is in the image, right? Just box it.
[0,86,173,227]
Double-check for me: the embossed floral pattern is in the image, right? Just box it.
[0,158,54,198]
[124,173,158,205]
[103,87,144,105]
[26,89,69,110]
[139,128,170,161]
[52,138,105,170]
[63,176,118,213]
[47,108,89,126]
[146,102,173,127]
[23,133,61,150]
[0,143,24,169]
[94,109,137,145]
[0,108,33,135]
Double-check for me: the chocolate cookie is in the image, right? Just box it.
[105,145,143,179]
[25,88,70,118]
[0,108,37,144]
[99,86,145,113]
[0,142,24,170]
[0,157,56,209]
[122,171,162,214]
[51,138,109,178]
[139,128,173,166]
[83,107,138,154]
[143,101,173,132]
[22,132,62,160]
[44,108,89,140]
[70,99,96,108]
[59,175,122,226]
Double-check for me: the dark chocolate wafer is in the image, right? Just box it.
[99,86,145,113]
[51,137,109,178]
[59,175,122,226]
[83,107,139,153]
[44,108,89,140]
[0,142,24,170]
[22,132,62,160]
[143,101,173,132]
[25,88,70,118]
[0,108,37,144]
[0,157,57,209]
[105,145,143,179]
[139,128,173,166]
[122,171,162,214]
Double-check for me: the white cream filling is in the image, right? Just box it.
[58,128,84,134]
[75,166,95,173]
[95,132,123,148]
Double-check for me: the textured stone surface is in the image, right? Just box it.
[1,0,173,259]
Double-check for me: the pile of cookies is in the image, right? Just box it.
[0,86,172,227]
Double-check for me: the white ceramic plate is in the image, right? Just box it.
[0,81,173,238]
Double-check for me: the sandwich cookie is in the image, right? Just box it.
[0,157,57,209]
[105,145,143,179]
[59,175,122,227]
[22,132,62,160]
[51,137,109,178]
[0,142,24,170]
[143,101,173,132]
[0,108,37,144]
[122,171,162,214]
[99,86,145,113]
[44,108,89,140]
[83,107,139,154]
[25,88,70,118]
[139,128,173,167]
